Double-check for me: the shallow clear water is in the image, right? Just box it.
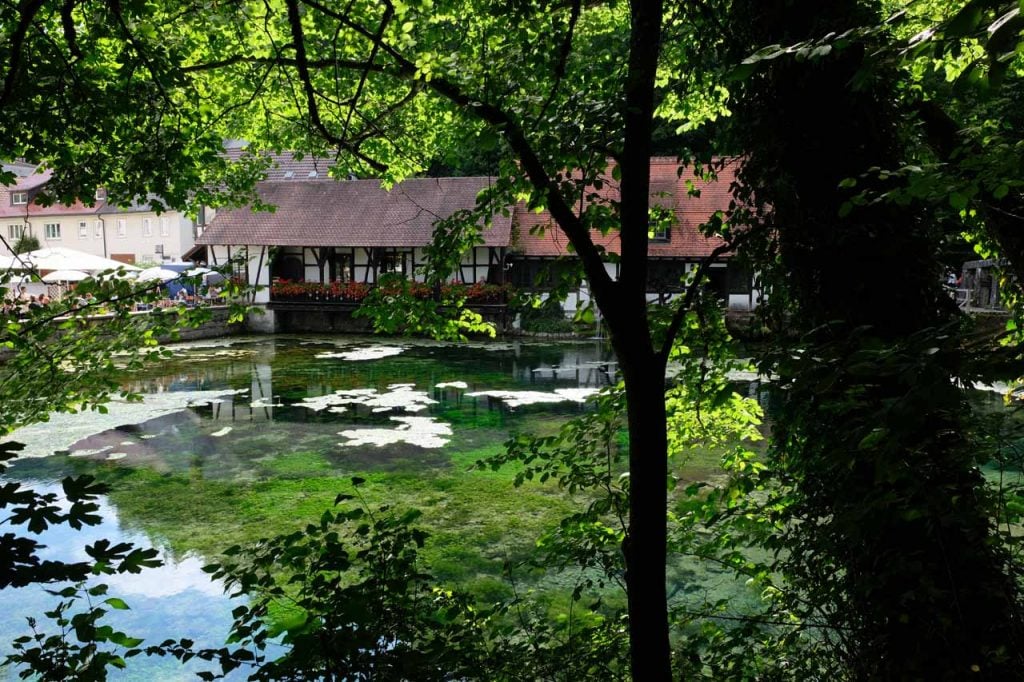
[0,334,616,679]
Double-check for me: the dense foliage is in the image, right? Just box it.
[1,0,1024,679]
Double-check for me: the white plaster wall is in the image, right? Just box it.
[105,211,195,264]
[24,214,108,259]
[22,210,195,264]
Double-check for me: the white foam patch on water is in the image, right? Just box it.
[315,346,406,361]
[338,416,453,449]
[297,385,436,413]
[210,427,232,437]
[249,398,281,408]
[3,389,247,459]
[435,381,468,389]
[69,446,112,458]
[466,388,599,408]
[974,381,1011,394]
[106,452,127,461]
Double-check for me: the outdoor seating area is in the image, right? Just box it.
[0,247,226,316]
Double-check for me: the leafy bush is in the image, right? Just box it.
[354,273,496,340]
[519,302,574,333]
[12,235,39,254]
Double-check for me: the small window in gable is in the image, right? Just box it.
[648,205,673,242]
[11,192,27,205]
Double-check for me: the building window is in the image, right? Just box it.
[117,218,126,238]
[95,221,102,238]
[7,224,25,239]
[44,223,61,240]
[95,188,106,201]
[160,217,169,237]
[648,205,672,242]
[11,192,27,205]
[78,221,88,239]
[143,218,152,237]
[377,252,405,275]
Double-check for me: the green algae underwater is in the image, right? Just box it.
[0,334,761,679]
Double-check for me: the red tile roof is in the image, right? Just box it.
[513,157,739,259]
[198,177,512,247]
[0,167,109,219]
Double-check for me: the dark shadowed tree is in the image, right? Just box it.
[723,0,1024,677]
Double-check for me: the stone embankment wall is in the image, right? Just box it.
[168,305,243,342]
[253,303,512,334]
[0,306,242,365]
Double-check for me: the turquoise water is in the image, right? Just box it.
[0,335,616,679]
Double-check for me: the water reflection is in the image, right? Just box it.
[0,335,616,679]
[0,484,244,681]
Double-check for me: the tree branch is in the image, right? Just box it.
[658,230,752,363]
[61,0,82,59]
[1,0,47,108]
[537,0,582,122]
[283,0,388,172]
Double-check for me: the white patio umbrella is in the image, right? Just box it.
[96,269,137,281]
[0,247,142,274]
[41,269,91,283]
[186,267,226,285]
[136,267,182,282]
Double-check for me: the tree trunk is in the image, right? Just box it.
[727,0,1024,677]
[610,320,672,681]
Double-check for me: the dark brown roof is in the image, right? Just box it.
[222,148,337,182]
[198,177,512,248]
[514,157,739,259]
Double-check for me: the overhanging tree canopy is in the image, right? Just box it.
[3,0,1024,679]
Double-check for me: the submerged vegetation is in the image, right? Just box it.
[2,0,1024,679]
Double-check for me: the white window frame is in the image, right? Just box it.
[11,192,27,205]
[95,188,106,201]
[44,223,61,240]
[95,221,102,238]
[160,217,169,237]
[117,218,127,238]
[143,218,152,237]
[7,224,25,239]
[78,221,88,239]
[650,227,670,242]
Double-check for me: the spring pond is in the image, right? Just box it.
[5,334,1022,680]
[1,334,756,680]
